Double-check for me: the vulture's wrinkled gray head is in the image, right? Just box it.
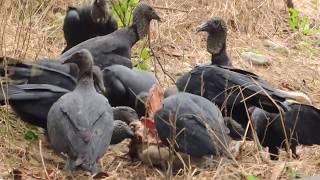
[92,65,106,94]
[62,49,94,79]
[91,0,113,24]
[132,2,161,39]
[197,17,227,55]
[111,120,135,144]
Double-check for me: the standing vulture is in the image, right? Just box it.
[154,92,231,157]
[62,0,118,52]
[60,2,161,69]
[175,18,311,140]
[47,49,114,173]
[102,64,158,117]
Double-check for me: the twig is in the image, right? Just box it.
[111,1,126,27]
[153,5,189,13]
[147,30,175,84]
[39,140,50,180]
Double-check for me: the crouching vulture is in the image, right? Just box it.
[154,92,231,157]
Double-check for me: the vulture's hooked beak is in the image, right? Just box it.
[93,74,107,95]
[97,82,107,95]
[152,12,162,22]
[61,54,75,64]
[196,22,209,32]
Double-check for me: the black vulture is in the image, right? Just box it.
[249,104,320,160]
[47,49,114,173]
[110,106,138,144]
[112,106,139,125]
[111,120,134,145]
[0,84,137,145]
[60,2,161,69]
[102,64,158,117]
[197,17,232,66]
[176,64,290,132]
[62,0,118,53]
[154,92,231,157]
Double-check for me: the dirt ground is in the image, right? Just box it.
[0,0,319,179]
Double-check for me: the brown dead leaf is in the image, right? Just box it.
[11,169,22,180]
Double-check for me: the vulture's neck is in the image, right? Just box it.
[211,44,231,66]
[126,24,140,47]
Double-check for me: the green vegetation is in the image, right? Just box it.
[288,8,319,35]
[134,47,151,71]
[240,48,262,54]
[286,166,299,179]
[112,0,139,27]
[246,174,259,180]
[24,129,38,141]
[249,48,262,54]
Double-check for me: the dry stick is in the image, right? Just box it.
[147,29,175,84]
[22,17,32,59]
[147,29,160,83]
[34,0,55,28]
[238,88,264,156]
[153,5,188,13]
[13,1,26,57]
[212,158,224,180]
[39,140,50,180]
[165,112,175,179]
[19,0,29,58]
[30,0,51,59]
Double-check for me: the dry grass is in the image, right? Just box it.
[0,0,320,179]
